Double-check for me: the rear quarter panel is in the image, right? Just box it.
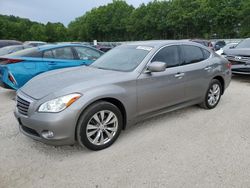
[210,53,231,91]
[8,57,48,88]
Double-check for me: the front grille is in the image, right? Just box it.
[17,96,30,116]
[229,60,245,65]
[227,55,250,63]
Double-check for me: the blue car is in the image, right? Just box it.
[0,44,104,90]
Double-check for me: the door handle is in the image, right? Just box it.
[48,61,57,65]
[204,66,212,71]
[174,72,185,79]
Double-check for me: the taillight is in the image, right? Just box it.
[7,59,23,64]
[0,58,23,65]
[8,72,17,85]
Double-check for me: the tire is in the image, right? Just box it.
[76,101,123,151]
[200,79,222,109]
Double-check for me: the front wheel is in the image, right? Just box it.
[76,101,123,151]
[200,79,222,109]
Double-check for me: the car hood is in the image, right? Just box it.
[224,48,250,56]
[20,66,128,100]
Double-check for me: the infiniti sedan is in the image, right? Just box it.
[14,40,231,150]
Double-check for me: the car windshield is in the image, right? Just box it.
[236,39,250,48]
[90,45,151,72]
[222,43,237,50]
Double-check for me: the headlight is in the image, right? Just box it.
[38,93,81,113]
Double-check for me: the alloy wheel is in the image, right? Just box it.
[86,110,118,146]
[207,83,221,106]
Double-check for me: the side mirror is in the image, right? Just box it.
[214,44,220,51]
[147,61,166,72]
[229,46,235,49]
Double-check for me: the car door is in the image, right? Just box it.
[137,45,186,116]
[44,47,79,71]
[73,46,103,65]
[179,45,212,101]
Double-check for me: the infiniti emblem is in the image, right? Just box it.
[235,56,242,60]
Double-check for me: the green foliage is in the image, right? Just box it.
[68,0,134,41]
[0,0,249,42]
[68,0,249,41]
[0,15,68,42]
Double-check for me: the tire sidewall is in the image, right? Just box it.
[76,101,123,151]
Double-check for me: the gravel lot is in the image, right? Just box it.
[1,76,250,188]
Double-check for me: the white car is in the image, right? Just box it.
[24,41,47,47]
[216,43,238,55]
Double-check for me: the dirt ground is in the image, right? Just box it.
[1,75,250,188]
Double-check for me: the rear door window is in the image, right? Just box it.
[151,45,180,68]
[43,50,54,58]
[181,45,205,65]
[52,47,74,60]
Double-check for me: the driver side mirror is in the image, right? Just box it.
[147,61,166,72]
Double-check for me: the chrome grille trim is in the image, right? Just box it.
[226,55,250,62]
[17,96,30,116]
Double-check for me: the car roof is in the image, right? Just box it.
[123,40,205,48]
[1,44,23,49]
[37,44,94,51]
[24,41,46,43]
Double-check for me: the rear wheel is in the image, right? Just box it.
[200,79,222,109]
[76,101,123,150]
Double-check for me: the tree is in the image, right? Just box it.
[1,0,249,42]
[68,0,134,41]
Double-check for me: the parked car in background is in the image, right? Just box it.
[212,40,226,51]
[216,42,238,55]
[0,44,32,56]
[57,42,91,46]
[14,40,231,150]
[0,40,22,48]
[94,44,113,52]
[24,41,47,47]
[0,44,103,90]
[224,38,250,74]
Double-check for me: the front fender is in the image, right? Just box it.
[73,84,137,125]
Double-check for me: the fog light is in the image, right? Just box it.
[41,130,54,139]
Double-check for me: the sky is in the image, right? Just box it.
[0,0,152,26]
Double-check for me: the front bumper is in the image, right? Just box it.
[14,93,79,146]
[14,109,77,146]
[227,57,250,75]
[231,64,250,74]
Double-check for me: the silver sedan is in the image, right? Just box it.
[14,40,231,150]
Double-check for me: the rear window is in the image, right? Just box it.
[7,47,42,57]
[52,47,74,60]
[202,49,211,59]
